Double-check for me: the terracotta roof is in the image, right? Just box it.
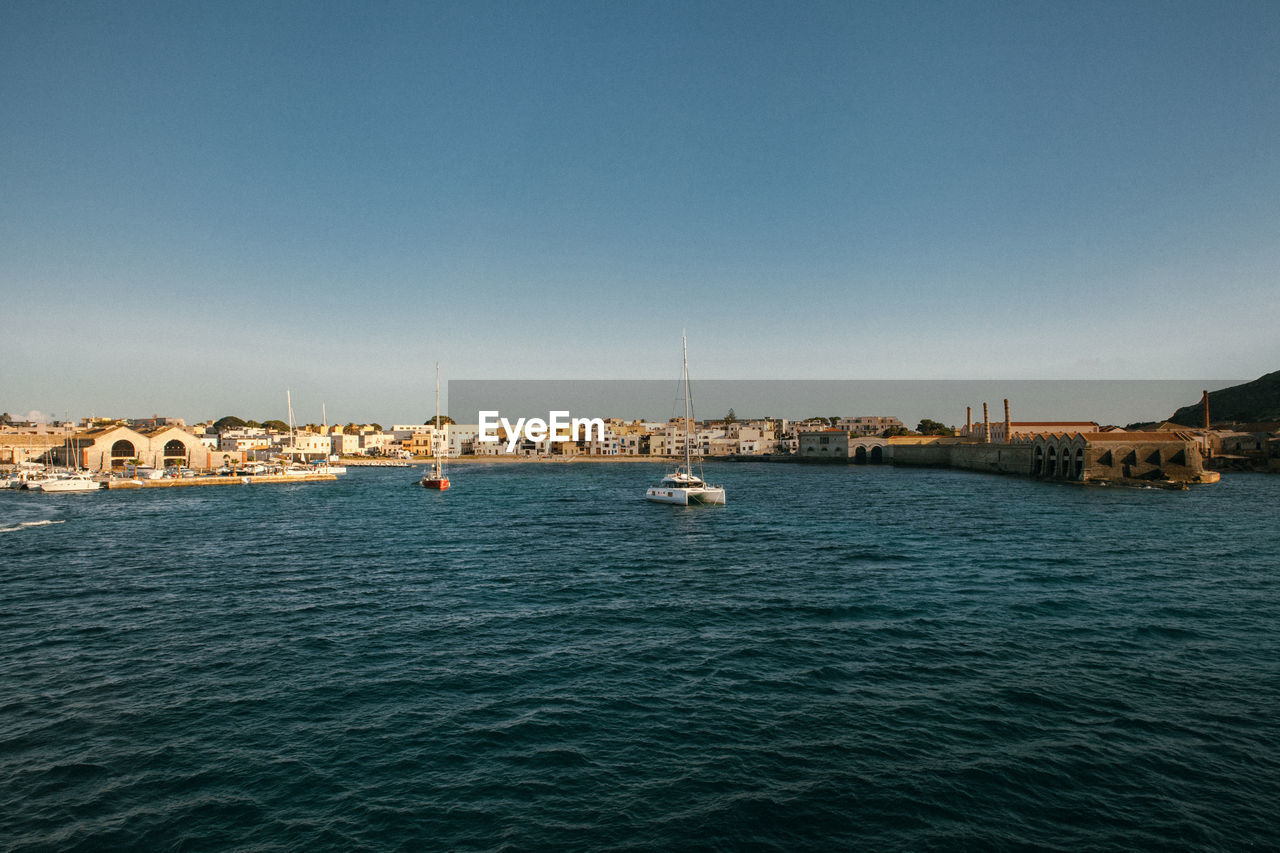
[1014,431,1200,443]
[1080,431,1199,442]
[78,425,133,438]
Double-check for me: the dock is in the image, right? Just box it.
[106,473,337,489]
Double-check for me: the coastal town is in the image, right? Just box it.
[3,390,1277,489]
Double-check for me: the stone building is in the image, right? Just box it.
[1018,431,1209,483]
[798,430,889,463]
[70,425,243,471]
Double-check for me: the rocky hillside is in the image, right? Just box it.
[1168,370,1280,426]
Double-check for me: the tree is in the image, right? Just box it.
[425,415,455,427]
[724,408,736,424]
[916,418,953,435]
[213,415,247,432]
[881,425,911,437]
[262,419,290,432]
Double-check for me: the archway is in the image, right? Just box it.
[1033,445,1044,476]
[870,445,883,464]
[854,445,867,465]
[163,439,187,467]
[111,439,135,469]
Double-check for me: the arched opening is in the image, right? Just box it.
[1033,445,1044,476]
[1074,448,1084,480]
[163,439,187,468]
[854,445,867,465]
[1046,446,1057,477]
[870,445,883,464]
[111,439,136,469]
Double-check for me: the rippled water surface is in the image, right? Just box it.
[3,464,1279,850]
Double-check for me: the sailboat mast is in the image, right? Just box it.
[683,332,692,473]
[434,362,442,470]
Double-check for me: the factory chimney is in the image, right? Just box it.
[1003,398,1011,444]
[982,402,990,444]
[1202,390,1210,430]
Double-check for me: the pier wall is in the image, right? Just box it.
[891,443,953,467]
[950,443,1034,475]
[893,434,1213,485]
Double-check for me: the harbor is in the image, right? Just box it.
[5,462,1279,850]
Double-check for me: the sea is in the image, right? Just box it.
[2,463,1278,851]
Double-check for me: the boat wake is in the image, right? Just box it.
[0,519,66,534]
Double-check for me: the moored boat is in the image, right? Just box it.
[420,363,450,490]
[645,333,725,506]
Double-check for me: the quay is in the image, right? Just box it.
[106,473,336,489]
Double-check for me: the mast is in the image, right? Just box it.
[287,389,296,461]
[683,332,692,474]
[433,362,443,475]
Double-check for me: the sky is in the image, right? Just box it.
[2,1,1278,426]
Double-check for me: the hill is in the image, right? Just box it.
[1167,370,1280,426]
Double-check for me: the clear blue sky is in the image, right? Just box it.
[2,1,1277,425]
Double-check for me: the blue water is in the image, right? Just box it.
[2,464,1279,851]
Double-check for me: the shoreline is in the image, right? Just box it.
[354,455,674,465]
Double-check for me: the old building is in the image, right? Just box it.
[71,425,243,471]
[1020,431,1209,483]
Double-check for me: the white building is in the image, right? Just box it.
[391,424,435,442]
[447,424,479,457]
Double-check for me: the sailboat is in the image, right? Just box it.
[283,390,310,475]
[313,402,346,474]
[421,363,450,490]
[41,425,100,492]
[645,334,725,505]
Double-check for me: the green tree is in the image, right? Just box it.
[262,419,289,432]
[425,415,455,427]
[724,408,736,424]
[916,419,953,435]
[213,415,247,431]
[881,425,911,437]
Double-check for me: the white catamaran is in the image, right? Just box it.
[645,334,725,506]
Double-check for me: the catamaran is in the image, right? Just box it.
[421,363,450,490]
[645,334,725,506]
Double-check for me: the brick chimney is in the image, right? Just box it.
[1004,398,1011,444]
[982,402,990,444]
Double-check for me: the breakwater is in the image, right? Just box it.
[105,473,336,489]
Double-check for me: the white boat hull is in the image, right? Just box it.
[645,485,726,505]
[40,477,100,492]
